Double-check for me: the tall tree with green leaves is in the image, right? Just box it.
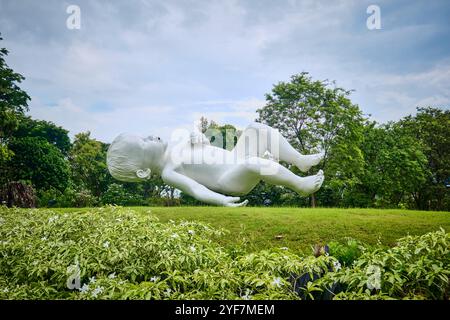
[70,132,111,197]
[14,116,71,156]
[257,72,365,207]
[400,107,450,211]
[7,137,70,192]
[0,34,30,164]
[347,122,428,208]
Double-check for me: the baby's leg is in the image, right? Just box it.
[218,157,324,196]
[233,122,323,172]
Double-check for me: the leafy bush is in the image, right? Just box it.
[318,229,450,300]
[101,183,143,206]
[0,206,337,299]
[37,187,98,208]
[327,238,366,266]
[0,206,448,300]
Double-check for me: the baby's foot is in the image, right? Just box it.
[296,170,324,196]
[295,152,324,173]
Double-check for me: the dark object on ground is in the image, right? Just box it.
[290,266,341,300]
[0,181,36,208]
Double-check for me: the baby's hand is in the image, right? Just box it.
[222,196,249,207]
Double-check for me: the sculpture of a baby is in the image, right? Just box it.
[107,122,324,207]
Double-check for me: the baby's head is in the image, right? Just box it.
[107,133,167,182]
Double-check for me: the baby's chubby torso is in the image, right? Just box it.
[162,136,243,189]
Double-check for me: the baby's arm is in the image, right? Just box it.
[161,168,248,207]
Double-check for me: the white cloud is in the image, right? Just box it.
[29,97,175,142]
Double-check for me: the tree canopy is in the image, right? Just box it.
[257,72,366,206]
[0,34,30,162]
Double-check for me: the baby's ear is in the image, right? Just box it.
[136,168,151,179]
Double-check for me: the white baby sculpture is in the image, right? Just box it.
[107,122,324,207]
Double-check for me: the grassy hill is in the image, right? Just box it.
[56,207,450,254]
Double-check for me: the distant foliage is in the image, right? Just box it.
[70,132,111,197]
[0,34,30,164]
[13,116,71,156]
[101,183,143,206]
[400,107,450,211]
[0,207,448,300]
[7,137,70,192]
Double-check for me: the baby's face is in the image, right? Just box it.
[141,135,167,155]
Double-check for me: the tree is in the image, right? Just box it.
[400,107,450,211]
[257,72,365,207]
[0,34,30,163]
[206,122,241,151]
[198,116,209,133]
[14,116,71,156]
[70,132,110,197]
[347,122,428,208]
[7,137,70,192]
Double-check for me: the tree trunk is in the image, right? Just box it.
[0,181,36,208]
[310,193,316,208]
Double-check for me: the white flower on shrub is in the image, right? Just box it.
[188,230,195,235]
[164,288,172,296]
[171,233,179,239]
[103,241,110,248]
[272,277,282,287]
[241,289,252,300]
[280,247,288,250]
[108,273,116,279]
[366,265,382,290]
[89,276,96,284]
[150,276,160,282]
[2,288,9,293]
[189,245,196,252]
[91,286,104,298]
[41,236,48,241]
[333,261,342,271]
[48,215,59,223]
[79,284,89,294]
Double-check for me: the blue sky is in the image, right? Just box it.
[1,0,449,142]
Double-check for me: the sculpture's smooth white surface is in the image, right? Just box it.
[107,123,324,207]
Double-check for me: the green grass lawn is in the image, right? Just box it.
[54,206,450,254]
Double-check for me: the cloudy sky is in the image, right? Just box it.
[1,0,449,142]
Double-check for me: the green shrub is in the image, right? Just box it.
[327,238,365,266]
[37,187,98,208]
[318,229,450,300]
[0,206,333,299]
[101,183,143,206]
[0,206,448,300]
